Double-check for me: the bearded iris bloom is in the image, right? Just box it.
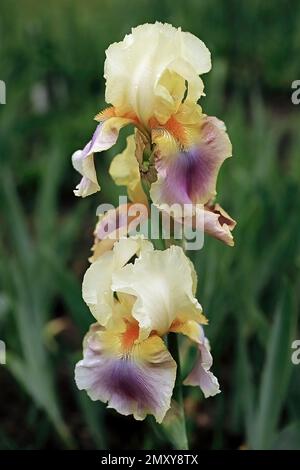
[75,237,219,422]
[72,22,235,246]
[72,22,236,428]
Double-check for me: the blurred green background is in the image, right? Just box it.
[0,0,300,450]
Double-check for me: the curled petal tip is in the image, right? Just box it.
[72,116,133,198]
[171,321,220,398]
[203,202,236,246]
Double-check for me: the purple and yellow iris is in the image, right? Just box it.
[72,22,236,246]
[73,22,234,423]
[75,237,219,422]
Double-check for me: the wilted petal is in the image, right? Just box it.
[75,322,176,423]
[157,201,236,247]
[72,116,133,197]
[104,22,211,126]
[151,116,232,206]
[109,135,148,205]
[112,245,207,339]
[90,204,149,262]
[83,236,153,325]
[171,320,220,398]
[202,203,236,246]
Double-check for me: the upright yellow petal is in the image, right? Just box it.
[109,135,148,205]
[112,245,207,339]
[104,22,211,126]
[82,236,153,325]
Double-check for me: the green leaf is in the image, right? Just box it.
[76,386,107,449]
[251,281,297,449]
[160,399,188,450]
[0,170,33,270]
[161,333,189,450]
[272,422,300,450]
[8,352,74,448]
[41,248,91,333]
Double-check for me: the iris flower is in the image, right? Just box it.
[75,237,219,422]
[72,22,235,246]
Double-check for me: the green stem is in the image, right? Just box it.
[151,217,188,449]
[167,333,189,450]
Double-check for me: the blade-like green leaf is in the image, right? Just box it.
[272,422,300,450]
[251,281,297,449]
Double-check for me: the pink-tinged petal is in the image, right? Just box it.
[72,116,133,197]
[171,320,220,398]
[157,201,236,248]
[72,150,100,198]
[202,203,236,247]
[151,116,232,206]
[90,204,149,262]
[75,323,176,423]
[184,339,220,398]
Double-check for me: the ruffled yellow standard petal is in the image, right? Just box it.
[82,236,153,325]
[109,134,148,205]
[104,22,211,126]
[112,245,207,340]
[75,310,176,422]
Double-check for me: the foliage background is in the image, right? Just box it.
[0,0,300,450]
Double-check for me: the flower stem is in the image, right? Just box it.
[167,332,189,450]
[157,223,188,449]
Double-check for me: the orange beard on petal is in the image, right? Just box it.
[95,106,139,124]
[121,319,140,352]
[149,115,188,147]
